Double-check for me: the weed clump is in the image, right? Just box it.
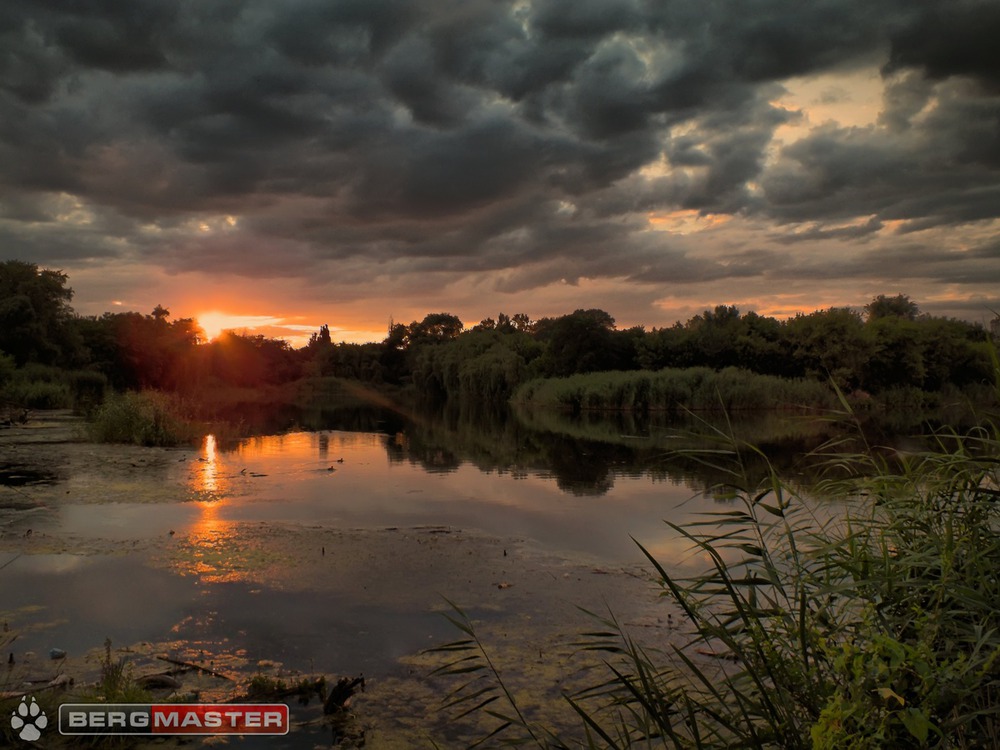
[88,391,191,446]
[94,638,151,705]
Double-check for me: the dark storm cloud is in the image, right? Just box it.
[771,216,884,244]
[885,0,1000,88]
[761,111,1000,230]
[0,0,998,301]
[764,237,1000,286]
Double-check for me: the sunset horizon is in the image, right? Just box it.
[2,1,998,347]
[54,271,992,349]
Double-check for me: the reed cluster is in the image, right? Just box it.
[513,367,838,414]
[432,414,1000,748]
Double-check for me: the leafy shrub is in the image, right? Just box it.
[88,391,190,446]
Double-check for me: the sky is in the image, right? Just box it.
[1,0,999,345]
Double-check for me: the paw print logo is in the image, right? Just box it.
[10,696,47,742]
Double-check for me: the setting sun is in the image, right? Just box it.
[196,311,282,341]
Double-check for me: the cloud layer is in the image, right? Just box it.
[1,0,998,332]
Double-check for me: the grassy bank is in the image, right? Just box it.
[83,376,403,447]
[432,416,1000,747]
[513,367,839,414]
[0,360,107,413]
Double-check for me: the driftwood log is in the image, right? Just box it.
[0,674,72,700]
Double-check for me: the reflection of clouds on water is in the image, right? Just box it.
[170,423,839,568]
[5,553,91,574]
[172,428,702,562]
[1,555,197,656]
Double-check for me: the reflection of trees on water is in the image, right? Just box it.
[378,402,840,497]
[384,430,462,474]
[214,397,851,497]
[209,402,410,448]
[540,438,617,496]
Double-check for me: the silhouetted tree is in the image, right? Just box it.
[865,294,920,321]
[473,312,533,334]
[785,308,871,391]
[206,331,299,386]
[379,320,411,384]
[534,309,622,377]
[308,324,333,347]
[0,260,83,366]
[917,318,992,390]
[863,317,925,391]
[79,307,202,390]
[685,305,744,370]
[408,313,464,346]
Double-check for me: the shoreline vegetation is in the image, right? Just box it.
[2,260,998,445]
[512,367,840,413]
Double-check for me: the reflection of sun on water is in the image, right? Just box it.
[198,434,221,496]
[181,434,246,582]
[186,499,239,581]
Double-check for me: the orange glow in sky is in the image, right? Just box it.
[197,311,282,341]
[647,209,731,234]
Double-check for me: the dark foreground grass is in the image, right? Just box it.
[430,413,1000,748]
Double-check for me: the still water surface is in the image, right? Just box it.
[2,409,839,744]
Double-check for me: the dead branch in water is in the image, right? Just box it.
[155,655,234,681]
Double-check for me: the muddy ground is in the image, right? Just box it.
[0,412,687,747]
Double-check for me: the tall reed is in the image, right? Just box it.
[430,413,1000,748]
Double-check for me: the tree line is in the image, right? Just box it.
[1,260,996,410]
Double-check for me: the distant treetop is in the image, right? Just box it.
[865,294,920,321]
